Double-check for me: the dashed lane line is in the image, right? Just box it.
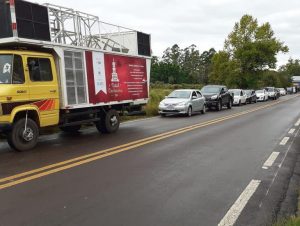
[288,128,296,135]
[262,152,280,170]
[280,137,290,146]
[218,180,261,226]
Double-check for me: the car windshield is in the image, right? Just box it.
[230,90,241,96]
[266,88,274,92]
[0,55,13,84]
[245,90,252,95]
[168,90,191,99]
[256,90,264,94]
[201,86,221,93]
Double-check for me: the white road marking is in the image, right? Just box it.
[218,180,261,226]
[262,152,280,169]
[280,137,290,146]
[295,119,300,127]
[288,128,296,135]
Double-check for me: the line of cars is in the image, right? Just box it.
[158,85,288,117]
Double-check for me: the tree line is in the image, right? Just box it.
[151,15,300,89]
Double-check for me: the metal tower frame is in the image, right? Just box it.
[45,3,133,53]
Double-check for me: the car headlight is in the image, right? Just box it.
[177,102,188,107]
[211,95,218,100]
[159,102,165,107]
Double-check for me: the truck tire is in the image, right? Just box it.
[216,100,222,111]
[60,125,81,133]
[227,100,232,109]
[96,109,120,134]
[7,118,39,152]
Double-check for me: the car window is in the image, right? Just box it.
[192,91,197,98]
[196,91,202,98]
[240,91,243,96]
[28,58,53,82]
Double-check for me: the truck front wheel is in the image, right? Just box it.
[96,109,120,134]
[7,118,39,151]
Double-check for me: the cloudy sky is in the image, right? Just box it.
[35,0,300,67]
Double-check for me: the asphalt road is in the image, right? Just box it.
[0,95,300,226]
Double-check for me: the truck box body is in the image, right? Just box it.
[57,47,151,109]
[0,0,151,109]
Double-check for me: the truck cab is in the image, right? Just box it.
[0,51,59,150]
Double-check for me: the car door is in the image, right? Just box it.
[196,91,205,110]
[191,91,200,111]
[242,90,247,103]
[26,56,59,127]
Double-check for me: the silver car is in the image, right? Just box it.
[158,89,206,117]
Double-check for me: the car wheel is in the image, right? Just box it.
[227,100,232,109]
[238,100,241,106]
[186,106,192,117]
[201,105,206,114]
[216,100,222,111]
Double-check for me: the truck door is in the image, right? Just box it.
[26,56,59,127]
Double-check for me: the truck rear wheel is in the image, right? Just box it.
[60,125,81,133]
[7,118,39,152]
[96,109,120,134]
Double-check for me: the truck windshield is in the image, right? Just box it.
[0,55,13,84]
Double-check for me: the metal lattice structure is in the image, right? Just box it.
[45,3,137,54]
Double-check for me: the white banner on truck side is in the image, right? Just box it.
[92,52,107,94]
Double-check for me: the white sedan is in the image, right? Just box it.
[229,89,247,106]
[256,90,269,101]
[278,88,287,96]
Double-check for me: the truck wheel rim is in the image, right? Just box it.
[110,116,118,127]
[22,128,34,142]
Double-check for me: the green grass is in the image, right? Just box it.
[273,217,300,226]
[144,88,173,116]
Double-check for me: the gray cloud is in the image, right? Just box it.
[34,0,300,66]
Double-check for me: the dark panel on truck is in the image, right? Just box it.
[137,32,151,57]
[0,0,13,38]
[15,0,51,41]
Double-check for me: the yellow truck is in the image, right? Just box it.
[0,0,151,151]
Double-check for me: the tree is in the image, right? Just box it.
[211,14,289,88]
[199,48,216,84]
[151,44,216,85]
